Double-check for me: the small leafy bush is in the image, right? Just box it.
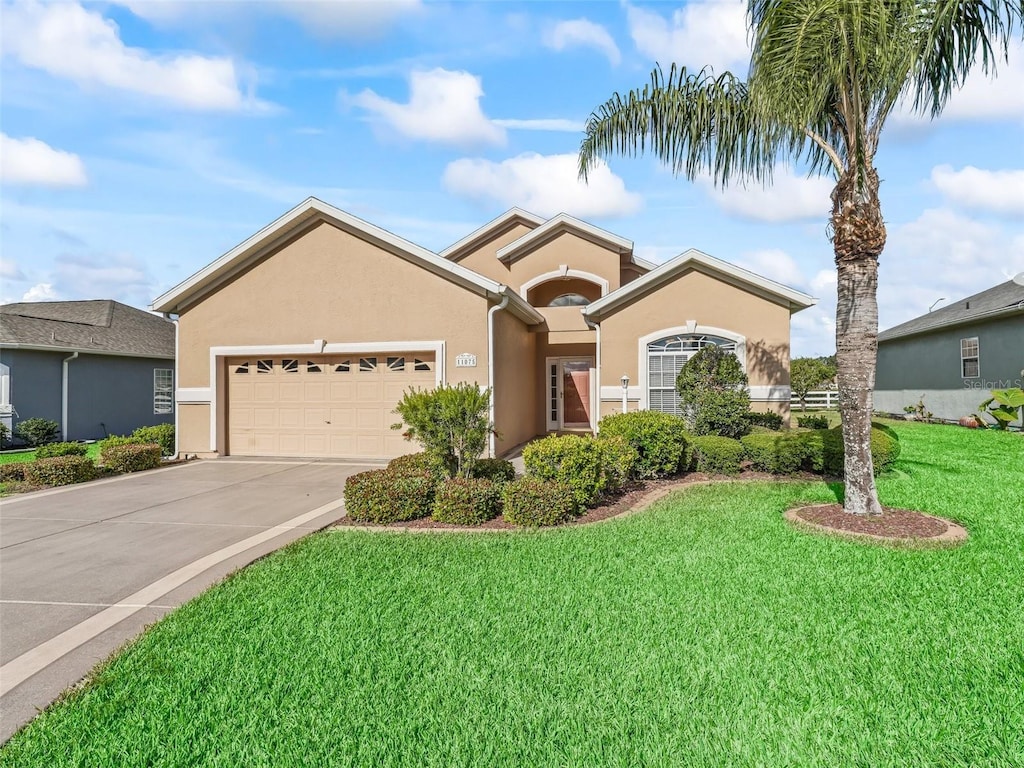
[102,443,162,473]
[24,456,97,486]
[471,458,516,484]
[0,463,27,482]
[345,468,435,524]
[675,346,751,438]
[432,477,502,525]
[598,435,638,493]
[34,441,88,459]
[741,432,808,474]
[742,411,784,431]
[392,383,494,478]
[502,477,579,527]
[14,418,60,447]
[690,436,745,474]
[800,424,901,476]
[98,434,137,455]
[597,410,690,478]
[387,452,445,482]
[0,422,9,449]
[131,424,175,457]
[797,414,830,430]
[524,434,602,507]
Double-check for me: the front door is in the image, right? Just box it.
[560,359,592,428]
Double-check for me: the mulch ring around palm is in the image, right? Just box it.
[785,503,968,547]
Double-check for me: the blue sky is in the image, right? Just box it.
[1,0,1022,357]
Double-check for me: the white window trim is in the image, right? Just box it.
[183,340,446,452]
[960,336,980,379]
[154,368,174,415]
[637,324,746,411]
[519,267,610,301]
[545,356,596,431]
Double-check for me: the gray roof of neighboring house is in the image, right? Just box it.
[878,279,1024,342]
[0,300,174,358]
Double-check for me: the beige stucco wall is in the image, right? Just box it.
[492,308,537,454]
[177,220,493,454]
[599,269,792,419]
[508,233,622,293]
[450,222,534,285]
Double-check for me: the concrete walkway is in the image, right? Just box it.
[0,458,376,742]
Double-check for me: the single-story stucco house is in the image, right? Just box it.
[152,198,815,460]
[0,300,175,442]
[875,277,1024,424]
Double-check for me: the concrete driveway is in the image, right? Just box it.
[0,458,376,742]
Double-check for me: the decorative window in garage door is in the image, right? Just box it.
[234,362,249,374]
[359,357,377,372]
[387,357,405,372]
[335,360,351,373]
[414,359,432,371]
[257,359,273,374]
[306,361,322,373]
[282,359,299,373]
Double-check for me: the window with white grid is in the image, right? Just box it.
[960,337,980,378]
[154,369,174,415]
[647,335,737,415]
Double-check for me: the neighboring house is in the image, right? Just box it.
[0,301,175,442]
[875,278,1024,424]
[152,198,815,460]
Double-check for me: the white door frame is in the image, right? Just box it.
[544,356,596,431]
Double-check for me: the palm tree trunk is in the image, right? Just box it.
[832,167,885,516]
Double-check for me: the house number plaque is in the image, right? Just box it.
[455,353,477,368]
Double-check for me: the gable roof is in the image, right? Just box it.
[496,213,633,264]
[439,207,545,262]
[583,249,816,320]
[151,198,543,325]
[878,279,1024,342]
[0,300,174,358]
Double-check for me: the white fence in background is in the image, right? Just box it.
[791,390,839,410]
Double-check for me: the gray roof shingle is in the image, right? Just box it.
[0,300,174,358]
[878,279,1024,342]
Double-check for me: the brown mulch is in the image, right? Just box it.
[786,504,968,546]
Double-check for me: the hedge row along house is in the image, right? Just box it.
[152,198,816,460]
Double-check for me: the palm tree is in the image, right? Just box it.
[579,0,1021,515]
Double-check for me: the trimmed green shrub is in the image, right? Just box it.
[742,411,784,431]
[797,414,830,430]
[345,468,435,524]
[392,383,494,478]
[432,477,502,525]
[502,477,579,527]
[597,410,690,478]
[0,463,28,482]
[24,456,97,486]
[102,443,162,473]
[740,432,809,474]
[387,452,445,482]
[131,424,175,457]
[14,418,60,447]
[35,441,88,459]
[690,436,745,474]
[98,434,136,455]
[598,435,638,493]
[676,346,750,438]
[801,424,901,476]
[471,458,516,484]
[524,434,602,507]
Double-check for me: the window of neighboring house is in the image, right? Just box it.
[961,337,980,378]
[647,334,739,415]
[548,293,591,307]
[154,369,174,415]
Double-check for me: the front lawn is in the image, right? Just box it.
[0,443,101,464]
[2,423,1022,766]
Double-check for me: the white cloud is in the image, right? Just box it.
[351,69,505,146]
[735,248,805,288]
[625,0,751,73]
[115,0,421,39]
[0,133,87,187]
[931,165,1024,216]
[699,166,833,222]
[492,118,584,132]
[544,19,621,65]
[1,0,258,111]
[21,283,59,302]
[443,152,643,218]
[1,258,27,281]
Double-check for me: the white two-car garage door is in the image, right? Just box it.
[226,353,435,459]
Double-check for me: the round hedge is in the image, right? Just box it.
[502,477,579,527]
[345,468,435,524]
[597,410,690,479]
[690,435,745,474]
[24,455,97,486]
[432,477,502,525]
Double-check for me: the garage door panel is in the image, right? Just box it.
[227,353,437,459]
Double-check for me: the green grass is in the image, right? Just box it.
[0,443,101,464]
[3,423,1022,767]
